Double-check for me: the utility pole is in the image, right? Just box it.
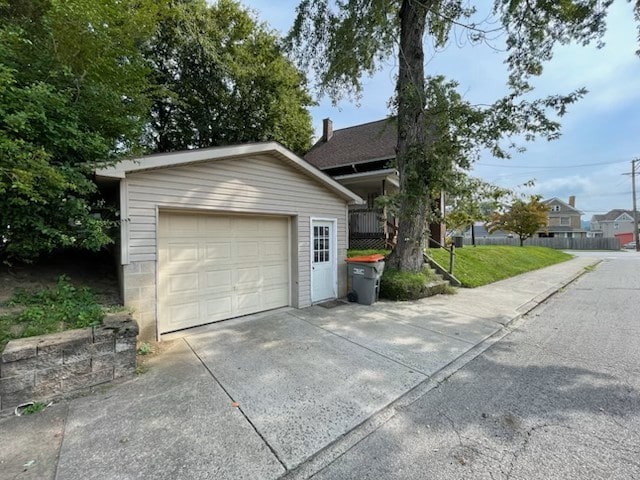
[632,159,640,251]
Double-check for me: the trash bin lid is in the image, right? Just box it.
[345,254,385,263]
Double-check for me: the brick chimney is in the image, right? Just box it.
[322,118,333,142]
[568,196,576,208]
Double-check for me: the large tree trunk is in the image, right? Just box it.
[386,0,431,272]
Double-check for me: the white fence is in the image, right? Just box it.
[463,237,620,250]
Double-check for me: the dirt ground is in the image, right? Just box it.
[0,250,122,307]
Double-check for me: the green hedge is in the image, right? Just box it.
[379,268,436,301]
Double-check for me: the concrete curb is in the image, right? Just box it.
[281,259,601,480]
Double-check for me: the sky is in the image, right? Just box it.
[241,0,640,220]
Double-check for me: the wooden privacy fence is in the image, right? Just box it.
[463,237,620,250]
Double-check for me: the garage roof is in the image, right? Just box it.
[96,142,364,205]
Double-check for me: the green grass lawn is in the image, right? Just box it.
[428,245,573,288]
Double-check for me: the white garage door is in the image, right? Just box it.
[158,212,290,333]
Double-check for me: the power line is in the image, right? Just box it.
[476,159,631,169]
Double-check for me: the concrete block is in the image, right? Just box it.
[91,340,116,355]
[140,261,156,274]
[102,313,138,338]
[93,326,116,343]
[37,360,92,385]
[113,364,136,379]
[137,321,156,343]
[114,349,136,376]
[0,357,37,377]
[1,386,35,410]
[128,298,156,315]
[63,339,115,363]
[123,287,141,303]
[63,346,91,364]
[0,373,35,394]
[63,368,113,391]
[36,352,64,369]
[36,329,92,354]
[126,273,155,289]
[33,379,64,400]
[91,353,115,372]
[139,286,156,298]
[123,263,141,274]
[115,337,136,353]
[1,337,39,362]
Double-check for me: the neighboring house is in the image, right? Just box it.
[463,222,512,239]
[304,118,445,249]
[96,142,363,341]
[590,209,639,238]
[539,196,587,238]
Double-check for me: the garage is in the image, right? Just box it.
[95,142,363,340]
[158,212,290,333]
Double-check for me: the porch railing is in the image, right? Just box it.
[349,208,384,234]
[349,208,398,249]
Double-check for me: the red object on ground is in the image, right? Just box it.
[345,254,385,263]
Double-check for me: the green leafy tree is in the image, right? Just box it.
[0,0,161,262]
[144,0,313,154]
[487,196,549,246]
[288,0,636,272]
[446,178,536,245]
[446,176,512,244]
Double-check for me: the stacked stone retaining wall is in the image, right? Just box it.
[0,313,138,411]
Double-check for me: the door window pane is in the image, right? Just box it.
[313,223,331,263]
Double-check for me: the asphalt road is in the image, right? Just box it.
[311,254,640,480]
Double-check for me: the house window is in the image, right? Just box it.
[560,217,570,226]
[614,223,619,230]
[551,205,561,212]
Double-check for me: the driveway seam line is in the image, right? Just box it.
[53,402,70,480]
[183,338,288,472]
[286,311,431,377]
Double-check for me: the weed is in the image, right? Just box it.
[136,364,150,375]
[137,342,153,355]
[442,285,458,295]
[0,276,104,349]
[20,402,45,415]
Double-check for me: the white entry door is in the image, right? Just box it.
[311,219,336,302]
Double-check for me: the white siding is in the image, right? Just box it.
[125,154,349,308]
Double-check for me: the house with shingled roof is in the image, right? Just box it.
[304,118,444,249]
[538,196,587,238]
[590,209,639,238]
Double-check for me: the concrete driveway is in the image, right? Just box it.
[2,256,597,480]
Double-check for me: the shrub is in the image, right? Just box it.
[379,268,435,301]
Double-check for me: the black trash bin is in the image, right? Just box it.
[453,236,464,248]
[345,254,385,305]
